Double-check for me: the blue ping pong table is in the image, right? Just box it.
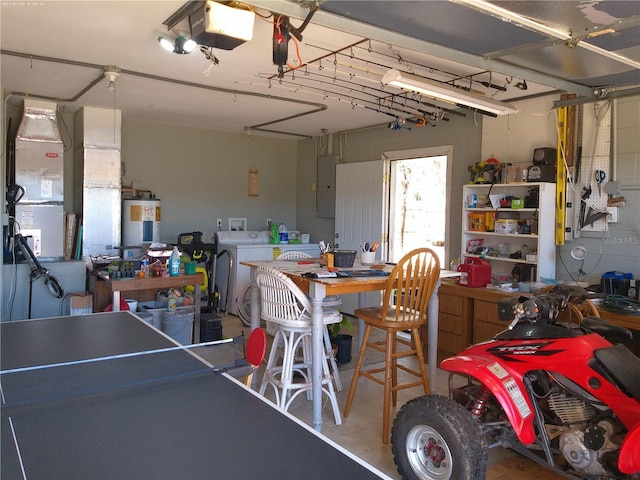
[1,311,391,480]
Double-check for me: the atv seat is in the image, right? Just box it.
[592,344,640,401]
[581,316,633,344]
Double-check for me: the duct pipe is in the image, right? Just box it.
[1,50,328,138]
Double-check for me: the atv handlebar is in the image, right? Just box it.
[497,285,588,328]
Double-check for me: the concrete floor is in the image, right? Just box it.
[192,314,523,480]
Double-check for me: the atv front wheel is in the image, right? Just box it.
[391,395,487,480]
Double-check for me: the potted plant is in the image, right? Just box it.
[107,260,121,279]
[329,315,353,364]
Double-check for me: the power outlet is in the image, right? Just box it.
[216,218,223,228]
[267,218,272,228]
[606,207,618,223]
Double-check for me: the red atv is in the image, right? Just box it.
[391,285,640,479]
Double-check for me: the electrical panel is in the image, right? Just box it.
[317,155,338,218]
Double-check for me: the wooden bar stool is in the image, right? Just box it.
[343,248,440,443]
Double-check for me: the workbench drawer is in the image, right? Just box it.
[473,299,507,343]
[439,293,465,315]
[439,312,464,335]
[474,300,503,324]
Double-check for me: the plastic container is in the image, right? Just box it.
[134,311,159,329]
[485,212,496,232]
[601,271,633,296]
[138,307,163,329]
[360,251,376,265]
[140,257,149,278]
[184,261,197,275]
[468,213,486,231]
[278,223,288,244]
[156,292,184,309]
[457,258,491,288]
[161,307,194,345]
[495,219,518,234]
[270,224,280,244]
[167,292,177,312]
[333,250,357,268]
[125,299,138,312]
[169,246,181,276]
[333,334,353,364]
[200,312,223,341]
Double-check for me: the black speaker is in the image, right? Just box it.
[200,313,223,341]
[533,147,557,165]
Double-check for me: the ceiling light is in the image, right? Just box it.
[104,65,121,91]
[382,69,518,116]
[158,35,197,54]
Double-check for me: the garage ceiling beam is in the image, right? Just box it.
[246,0,596,98]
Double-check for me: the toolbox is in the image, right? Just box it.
[457,258,492,288]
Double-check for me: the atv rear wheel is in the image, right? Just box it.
[391,395,487,480]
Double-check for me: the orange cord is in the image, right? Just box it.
[286,35,303,71]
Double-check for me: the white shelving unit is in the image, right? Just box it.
[461,182,556,282]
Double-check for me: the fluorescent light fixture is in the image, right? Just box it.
[205,0,255,42]
[382,69,518,116]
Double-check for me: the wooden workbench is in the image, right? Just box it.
[434,281,640,359]
[94,271,204,342]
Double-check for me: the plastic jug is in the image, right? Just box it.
[169,246,181,277]
[278,223,289,244]
[270,224,280,244]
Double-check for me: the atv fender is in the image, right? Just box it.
[441,354,536,445]
[618,421,640,475]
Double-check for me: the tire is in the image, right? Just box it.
[391,395,487,480]
[237,282,265,328]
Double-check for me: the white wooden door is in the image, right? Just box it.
[335,160,386,313]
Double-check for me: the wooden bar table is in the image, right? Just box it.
[241,259,459,433]
[98,271,204,342]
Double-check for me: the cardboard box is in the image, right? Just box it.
[70,292,93,315]
[505,165,528,184]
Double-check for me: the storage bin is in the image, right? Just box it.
[495,219,518,234]
[468,213,486,231]
[333,250,357,268]
[137,307,163,329]
[200,312,223,341]
[134,311,158,328]
[161,307,194,345]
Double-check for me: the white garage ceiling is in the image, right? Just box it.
[1,1,639,138]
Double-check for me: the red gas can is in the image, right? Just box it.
[457,258,491,288]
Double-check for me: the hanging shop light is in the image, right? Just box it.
[382,68,518,116]
[158,35,197,54]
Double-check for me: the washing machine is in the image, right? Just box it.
[215,231,320,319]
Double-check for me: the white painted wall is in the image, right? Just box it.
[120,119,298,243]
[296,111,484,266]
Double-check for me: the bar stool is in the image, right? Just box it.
[343,248,440,443]
[275,251,343,391]
[255,266,342,425]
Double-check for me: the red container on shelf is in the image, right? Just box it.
[457,258,491,288]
